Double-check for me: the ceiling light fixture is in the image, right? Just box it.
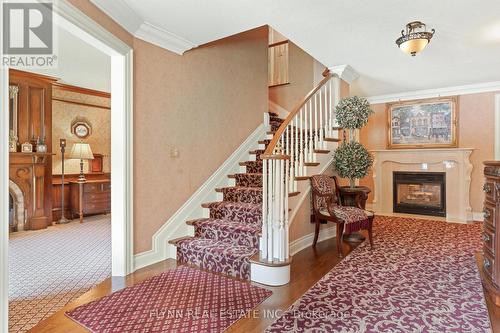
[396,21,435,56]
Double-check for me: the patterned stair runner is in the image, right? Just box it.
[170,112,282,280]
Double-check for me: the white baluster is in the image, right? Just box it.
[294,117,298,192]
[329,80,333,138]
[319,88,324,149]
[314,93,318,153]
[298,109,304,177]
[267,159,274,261]
[309,99,314,162]
[274,158,282,261]
[283,158,289,261]
[261,159,268,259]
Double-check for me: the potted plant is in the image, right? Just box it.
[333,96,374,188]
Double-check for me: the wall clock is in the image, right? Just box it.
[71,121,92,139]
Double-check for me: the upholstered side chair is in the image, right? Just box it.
[310,174,374,257]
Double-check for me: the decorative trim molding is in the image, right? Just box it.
[0,66,10,333]
[495,94,500,160]
[54,0,135,277]
[328,65,359,84]
[89,0,197,55]
[134,124,267,270]
[135,22,197,55]
[52,98,111,110]
[367,81,500,104]
[53,82,110,98]
[290,226,337,256]
[88,0,143,33]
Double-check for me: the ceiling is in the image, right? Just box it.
[18,26,111,92]
[90,0,500,97]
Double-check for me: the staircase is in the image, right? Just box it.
[169,114,285,280]
[170,72,342,284]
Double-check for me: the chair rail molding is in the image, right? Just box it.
[89,0,197,55]
[133,124,267,271]
[367,81,500,105]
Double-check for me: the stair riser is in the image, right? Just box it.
[223,189,262,204]
[235,174,262,187]
[194,225,260,248]
[243,161,263,173]
[209,206,262,224]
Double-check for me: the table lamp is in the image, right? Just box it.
[69,142,94,182]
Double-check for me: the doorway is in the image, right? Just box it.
[0,2,133,332]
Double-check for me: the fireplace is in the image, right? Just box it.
[393,171,446,217]
[9,179,26,232]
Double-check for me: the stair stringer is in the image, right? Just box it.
[133,123,267,271]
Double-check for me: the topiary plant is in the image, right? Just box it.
[335,96,374,129]
[333,141,373,188]
[333,96,374,188]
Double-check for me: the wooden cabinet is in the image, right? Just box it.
[70,180,111,222]
[9,69,56,229]
[481,161,500,306]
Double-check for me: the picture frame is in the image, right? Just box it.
[387,97,458,149]
[21,142,33,153]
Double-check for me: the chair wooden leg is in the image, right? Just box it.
[336,223,344,258]
[313,215,320,247]
[368,217,374,249]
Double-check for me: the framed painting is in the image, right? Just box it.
[387,97,458,149]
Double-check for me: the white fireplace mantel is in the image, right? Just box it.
[371,148,474,223]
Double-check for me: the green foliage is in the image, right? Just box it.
[333,141,373,182]
[335,96,374,129]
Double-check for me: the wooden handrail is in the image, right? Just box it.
[262,72,338,158]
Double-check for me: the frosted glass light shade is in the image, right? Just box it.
[69,143,94,160]
[399,38,429,56]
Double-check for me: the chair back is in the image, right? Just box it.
[310,175,341,213]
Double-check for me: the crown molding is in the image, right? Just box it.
[366,81,500,104]
[328,65,359,84]
[135,22,197,55]
[89,0,197,55]
[89,0,142,33]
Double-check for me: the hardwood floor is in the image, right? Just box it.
[29,233,500,332]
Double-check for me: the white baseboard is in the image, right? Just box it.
[290,226,337,256]
[366,204,484,223]
[133,123,266,271]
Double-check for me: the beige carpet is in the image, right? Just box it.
[8,215,111,333]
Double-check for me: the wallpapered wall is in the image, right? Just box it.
[52,88,111,175]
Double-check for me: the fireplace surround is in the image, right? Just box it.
[371,148,474,223]
[393,171,446,217]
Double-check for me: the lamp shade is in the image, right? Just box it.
[69,143,94,160]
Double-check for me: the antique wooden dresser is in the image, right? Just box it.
[70,179,111,223]
[482,161,500,306]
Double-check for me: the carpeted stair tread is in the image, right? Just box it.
[215,186,263,204]
[175,237,258,280]
[187,218,261,248]
[269,116,284,123]
[202,201,262,224]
